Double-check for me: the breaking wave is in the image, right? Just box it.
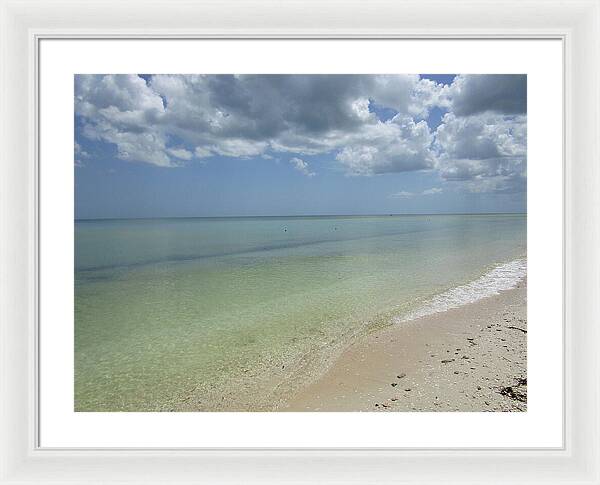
[396,258,526,323]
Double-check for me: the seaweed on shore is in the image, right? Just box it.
[498,377,527,403]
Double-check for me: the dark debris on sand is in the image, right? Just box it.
[498,377,527,403]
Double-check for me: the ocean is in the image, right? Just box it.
[74,214,526,411]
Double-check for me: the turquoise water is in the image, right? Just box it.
[74,214,526,411]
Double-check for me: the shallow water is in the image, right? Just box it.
[75,214,526,411]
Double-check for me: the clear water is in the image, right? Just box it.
[74,214,526,411]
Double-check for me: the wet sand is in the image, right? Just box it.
[284,278,527,412]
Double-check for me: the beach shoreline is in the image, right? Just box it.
[282,277,527,412]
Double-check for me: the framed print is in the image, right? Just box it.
[40,39,562,449]
[1,0,599,484]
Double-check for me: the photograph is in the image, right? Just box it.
[74,73,527,412]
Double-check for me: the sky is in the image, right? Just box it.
[74,74,526,219]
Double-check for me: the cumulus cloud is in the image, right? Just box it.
[335,115,435,175]
[76,74,174,167]
[390,187,443,199]
[74,142,88,167]
[422,187,443,195]
[167,148,193,160]
[194,146,213,159]
[434,112,526,192]
[75,74,526,194]
[408,78,451,118]
[289,157,316,177]
[209,139,268,158]
[448,75,526,116]
[390,191,414,199]
[75,74,430,167]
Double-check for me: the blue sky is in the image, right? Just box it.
[75,74,526,219]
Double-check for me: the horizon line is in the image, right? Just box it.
[75,212,527,222]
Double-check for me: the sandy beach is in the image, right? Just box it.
[284,278,527,412]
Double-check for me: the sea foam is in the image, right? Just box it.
[396,258,527,323]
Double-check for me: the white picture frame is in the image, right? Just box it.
[0,0,598,483]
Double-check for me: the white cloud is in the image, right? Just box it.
[289,157,316,177]
[350,97,372,121]
[408,78,450,118]
[210,139,269,158]
[335,115,435,175]
[194,146,213,158]
[422,187,443,195]
[370,75,419,113]
[74,74,526,193]
[390,191,414,199]
[74,142,88,167]
[167,148,193,160]
[75,74,424,168]
[76,74,164,116]
[434,112,526,192]
[76,74,173,167]
[390,187,443,199]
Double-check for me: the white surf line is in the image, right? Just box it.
[395,258,527,323]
